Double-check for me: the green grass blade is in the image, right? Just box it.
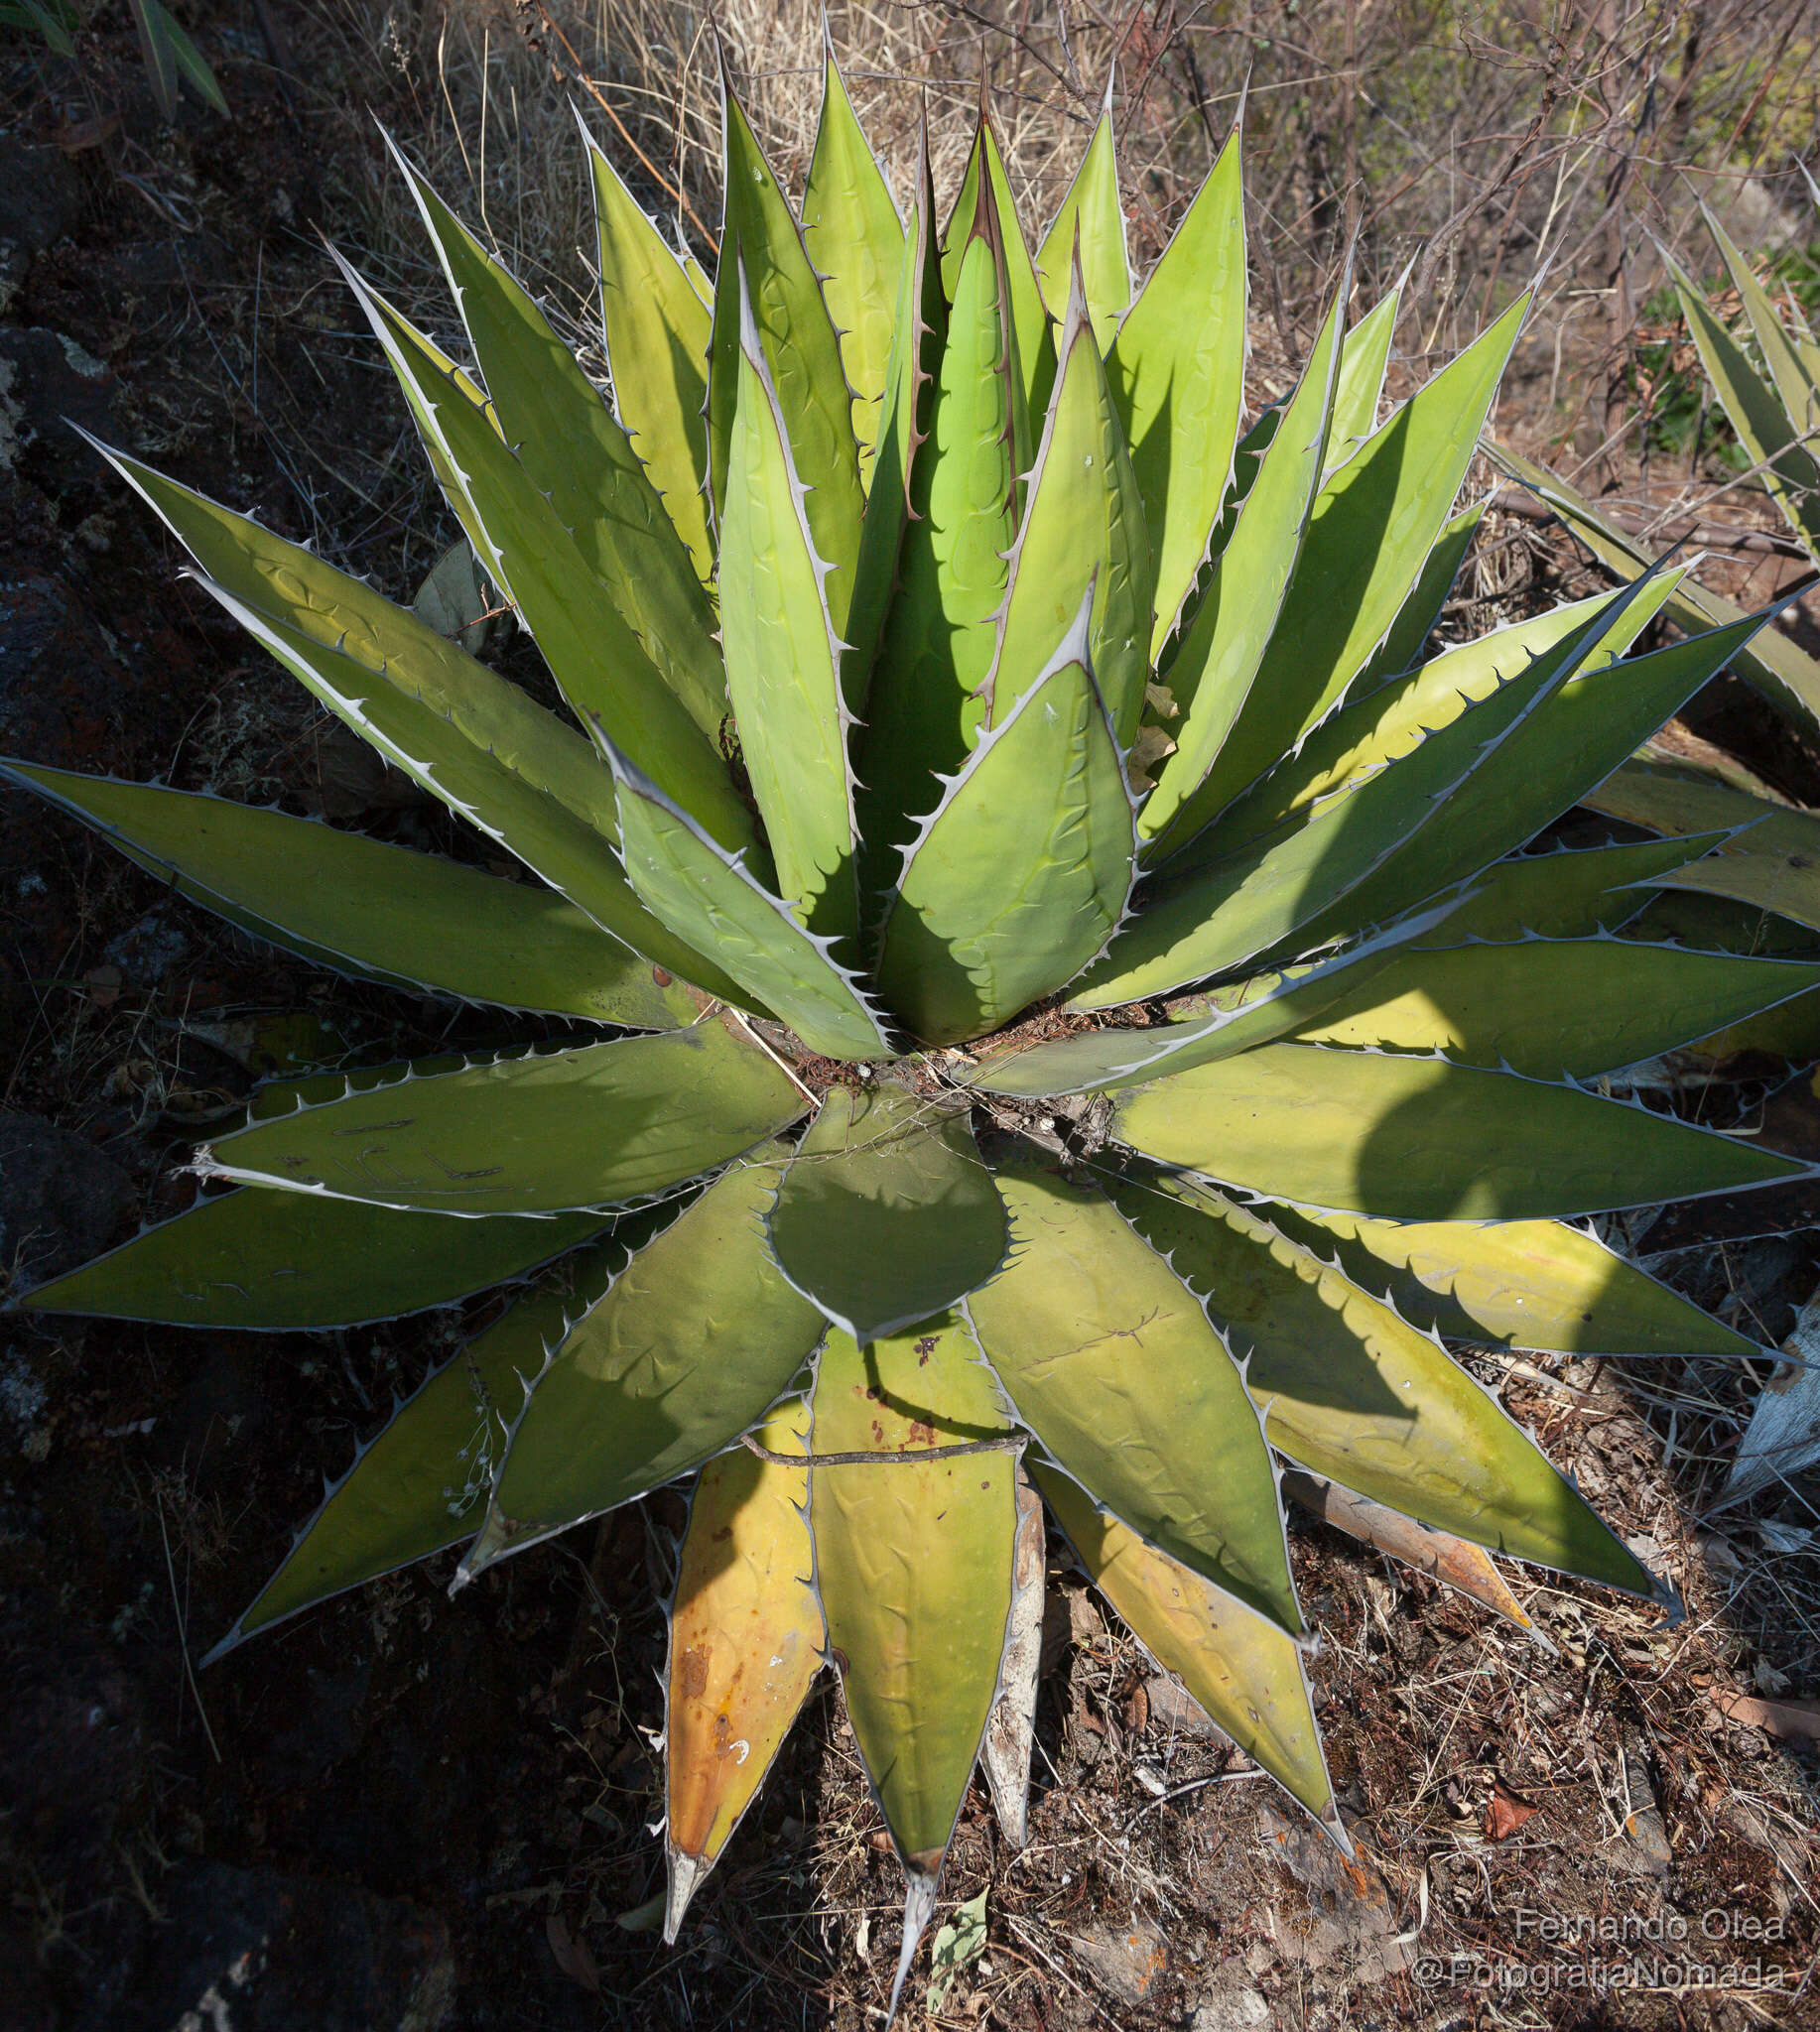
[765,1082,1007,1341]
[201,1025,809,1214]
[1111,1043,1805,1220]
[1106,124,1245,660]
[971,1150,1302,1636]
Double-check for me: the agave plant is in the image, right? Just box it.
[6,52,1813,2012]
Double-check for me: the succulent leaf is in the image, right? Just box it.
[810,1320,1018,1876]
[877,592,1136,1044]
[201,1024,808,1214]
[981,1470,1045,1848]
[1266,1206,1765,1360]
[0,763,690,1028]
[1035,99,1130,343]
[1036,1464,1343,1839]
[711,79,864,628]
[461,1148,826,1575]
[971,1152,1302,1636]
[1112,1044,1806,1219]
[942,106,1055,417]
[584,126,716,589]
[1109,1172,1655,1594]
[207,1233,630,1657]
[1105,125,1246,658]
[1326,276,1400,471]
[765,1081,1008,1343]
[17,1189,608,1331]
[666,1394,823,1940]
[803,40,906,476]
[605,743,894,1059]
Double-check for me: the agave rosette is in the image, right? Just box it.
[6,51,1811,2007]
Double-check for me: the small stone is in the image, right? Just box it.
[1072,1916,1168,2007]
[0,329,120,490]
[102,911,189,984]
[0,1113,133,1286]
[1193,1984,1273,2031]
[0,142,80,252]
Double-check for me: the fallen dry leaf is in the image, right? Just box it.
[546,1912,600,1993]
[1707,1689,1820,1740]
[1487,1780,1539,1842]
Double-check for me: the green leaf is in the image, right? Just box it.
[87,443,742,999]
[1491,443,1820,735]
[970,1151,1302,1635]
[665,1395,822,1941]
[1109,1171,1656,1595]
[926,1890,989,2017]
[1182,295,1527,825]
[201,1023,809,1214]
[1703,206,1820,478]
[144,0,227,115]
[844,136,944,725]
[206,1233,629,1655]
[1668,245,1820,558]
[1295,933,1820,1077]
[856,184,1025,882]
[1265,1205,1763,1360]
[765,1082,1007,1342]
[810,1319,1017,1875]
[711,80,864,629]
[17,1187,606,1331]
[336,259,757,859]
[1074,576,1681,1009]
[1139,275,1347,857]
[1035,1466,1343,1837]
[391,145,728,743]
[877,595,1136,1046]
[1346,499,1483,696]
[803,37,905,477]
[1327,275,1399,471]
[1106,126,1245,659]
[461,1149,827,1574]
[971,906,1458,1098]
[1427,833,1734,943]
[982,260,1156,747]
[585,128,715,589]
[413,539,497,656]
[0,764,689,1028]
[606,744,894,1061]
[1111,1042,1806,1219]
[1035,98,1130,343]
[942,107,1055,418]
[129,0,179,117]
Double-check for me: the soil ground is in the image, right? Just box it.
[2,11,1818,2031]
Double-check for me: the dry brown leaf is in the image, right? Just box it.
[1487,1780,1539,1842]
[546,1911,600,1994]
[1707,1689,1820,1740]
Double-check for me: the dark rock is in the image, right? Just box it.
[103,910,190,984]
[0,1634,148,1888]
[0,327,120,492]
[119,1862,456,2032]
[0,571,130,781]
[0,142,80,253]
[0,1113,133,1286]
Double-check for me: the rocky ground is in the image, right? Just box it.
[2,10,1818,2030]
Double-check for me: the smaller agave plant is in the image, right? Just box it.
[5,47,1814,2013]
